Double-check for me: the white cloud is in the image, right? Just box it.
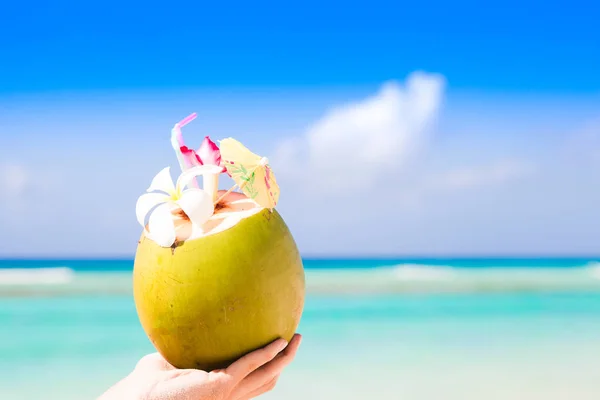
[563,118,600,164]
[269,72,561,255]
[0,84,598,256]
[274,72,446,192]
[0,164,28,203]
[430,160,536,190]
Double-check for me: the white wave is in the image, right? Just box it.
[391,263,456,281]
[0,267,75,285]
[584,262,600,279]
[307,262,600,294]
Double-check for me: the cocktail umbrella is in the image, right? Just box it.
[217,138,280,209]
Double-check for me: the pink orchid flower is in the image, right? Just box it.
[171,113,227,174]
[180,136,227,173]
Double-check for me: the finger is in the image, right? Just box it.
[135,352,176,372]
[226,337,288,381]
[235,375,279,400]
[246,334,301,384]
[233,334,302,398]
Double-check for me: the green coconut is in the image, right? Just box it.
[133,194,305,371]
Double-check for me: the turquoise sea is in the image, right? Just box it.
[2,258,600,399]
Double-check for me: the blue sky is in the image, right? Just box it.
[0,1,599,256]
[2,0,599,93]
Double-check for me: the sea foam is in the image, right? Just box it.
[0,267,74,285]
[2,262,600,297]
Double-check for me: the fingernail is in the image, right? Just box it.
[276,339,288,352]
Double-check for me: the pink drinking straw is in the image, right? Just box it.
[172,112,198,149]
[171,112,200,187]
[177,112,198,128]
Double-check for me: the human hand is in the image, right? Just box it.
[98,334,302,400]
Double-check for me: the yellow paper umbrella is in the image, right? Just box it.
[217,138,280,209]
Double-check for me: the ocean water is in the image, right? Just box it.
[2,258,600,399]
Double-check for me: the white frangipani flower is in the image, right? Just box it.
[136,165,223,247]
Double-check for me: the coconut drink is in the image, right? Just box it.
[133,113,305,371]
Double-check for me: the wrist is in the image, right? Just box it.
[98,373,144,400]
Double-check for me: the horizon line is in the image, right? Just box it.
[1,254,600,261]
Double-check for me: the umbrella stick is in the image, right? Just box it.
[214,180,248,205]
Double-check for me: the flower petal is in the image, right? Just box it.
[198,136,221,165]
[180,146,202,168]
[177,165,224,191]
[177,188,214,227]
[147,202,176,247]
[178,146,202,188]
[135,193,168,227]
[148,167,176,194]
[198,136,228,173]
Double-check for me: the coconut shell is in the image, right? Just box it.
[133,208,305,371]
